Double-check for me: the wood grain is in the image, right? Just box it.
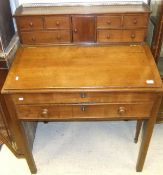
[2,45,162,92]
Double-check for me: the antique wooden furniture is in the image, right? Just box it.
[1,3,163,174]
[134,0,163,143]
[0,0,15,52]
[2,44,163,174]
[14,4,150,45]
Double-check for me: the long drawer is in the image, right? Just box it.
[15,103,153,120]
[97,29,146,43]
[11,92,155,105]
[20,30,71,44]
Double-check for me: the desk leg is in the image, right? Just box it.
[18,121,37,174]
[134,120,143,143]
[4,95,37,174]
[136,95,162,172]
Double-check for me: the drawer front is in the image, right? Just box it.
[16,103,153,120]
[123,15,148,28]
[97,16,122,29]
[16,105,73,119]
[12,92,155,105]
[16,16,44,31]
[97,29,146,43]
[123,29,146,42]
[73,103,153,119]
[97,30,122,43]
[44,16,70,29]
[20,30,71,44]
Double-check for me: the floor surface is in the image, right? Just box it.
[0,121,163,175]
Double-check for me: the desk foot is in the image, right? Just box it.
[26,156,37,174]
[136,120,153,171]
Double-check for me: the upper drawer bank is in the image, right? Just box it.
[14,4,150,45]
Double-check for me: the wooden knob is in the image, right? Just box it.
[31,37,36,42]
[74,28,78,33]
[80,93,87,98]
[131,34,135,39]
[81,106,86,112]
[56,21,60,26]
[42,109,48,115]
[133,19,137,24]
[106,34,110,39]
[57,35,61,40]
[107,20,111,25]
[118,107,126,115]
[131,34,136,39]
[29,22,33,27]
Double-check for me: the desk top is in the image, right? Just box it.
[2,45,163,93]
[15,4,150,16]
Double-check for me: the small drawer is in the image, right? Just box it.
[11,92,155,105]
[97,30,122,43]
[20,30,71,44]
[123,15,148,28]
[97,16,122,29]
[123,29,146,42]
[16,16,44,31]
[44,16,70,29]
[16,103,153,120]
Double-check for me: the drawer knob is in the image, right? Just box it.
[42,109,48,115]
[131,34,135,39]
[56,21,60,26]
[74,28,78,33]
[107,20,111,25]
[106,34,110,39]
[80,93,87,98]
[57,35,61,40]
[118,107,126,115]
[133,19,137,24]
[29,22,33,27]
[32,37,36,42]
[81,106,86,112]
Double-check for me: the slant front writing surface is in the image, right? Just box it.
[2,45,162,92]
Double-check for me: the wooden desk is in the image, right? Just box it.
[1,45,163,174]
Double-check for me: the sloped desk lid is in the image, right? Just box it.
[2,45,163,93]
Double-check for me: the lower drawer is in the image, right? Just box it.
[97,29,146,43]
[123,29,146,42]
[20,30,71,44]
[16,103,153,120]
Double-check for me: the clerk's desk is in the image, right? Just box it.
[1,45,163,174]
